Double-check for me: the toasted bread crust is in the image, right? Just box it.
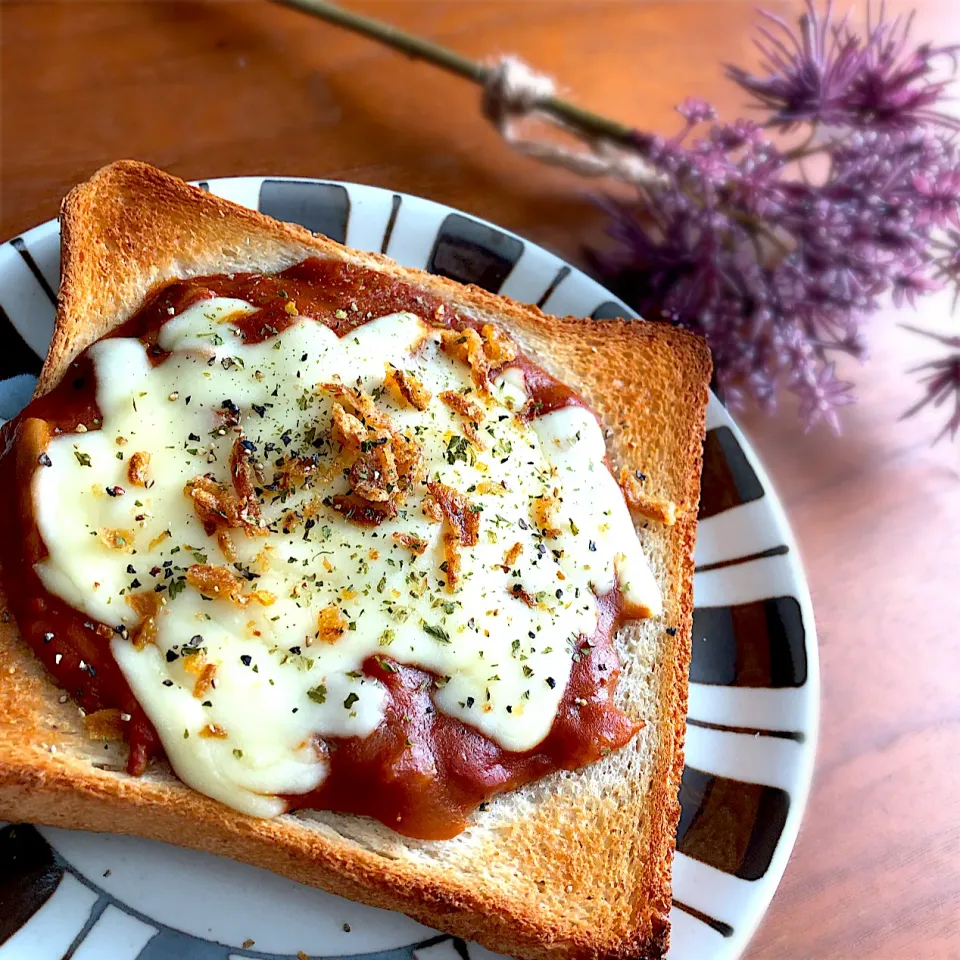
[1,162,711,960]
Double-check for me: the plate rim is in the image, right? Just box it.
[0,175,820,960]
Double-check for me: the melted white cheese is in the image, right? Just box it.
[33,297,660,817]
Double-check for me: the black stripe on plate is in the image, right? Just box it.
[425,213,523,292]
[672,899,735,938]
[699,426,764,520]
[677,766,789,881]
[691,596,807,687]
[694,544,789,574]
[591,300,626,319]
[687,717,806,743]
[258,180,350,244]
[11,236,56,305]
[135,928,229,959]
[0,303,43,378]
[196,181,210,192]
[536,265,571,308]
[60,897,109,960]
[380,193,402,255]
[0,824,66,944]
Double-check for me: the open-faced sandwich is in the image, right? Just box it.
[0,162,711,960]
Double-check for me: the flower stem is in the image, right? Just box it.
[271,0,637,146]
[781,124,821,162]
[728,209,793,258]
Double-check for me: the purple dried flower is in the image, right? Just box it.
[726,0,960,131]
[590,1,960,439]
[792,361,857,434]
[709,119,767,152]
[934,231,960,308]
[726,1,861,130]
[676,97,718,126]
[891,270,942,307]
[899,326,960,440]
[912,171,960,227]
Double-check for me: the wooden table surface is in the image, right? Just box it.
[1,1,958,957]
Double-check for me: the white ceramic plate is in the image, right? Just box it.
[0,178,818,960]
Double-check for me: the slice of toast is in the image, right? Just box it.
[0,162,711,960]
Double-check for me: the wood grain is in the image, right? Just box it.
[1,2,959,957]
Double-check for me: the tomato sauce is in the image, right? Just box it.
[0,258,641,839]
[293,589,636,840]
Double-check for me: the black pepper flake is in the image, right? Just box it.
[252,405,266,419]
[38,453,52,467]
[343,924,351,933]
[546,677,557,689]
[301,352,308,362]
[188,433,201,442]
[202,700,213,707]
[130,578,142,589]
[466,696,475,708]
[289,645,301,655]
[665,626,677,636]
[166,650,179,662]
[186,635,204,648]
[106,485,125,497]
[588,540,597,552]
[506,705,513,713]
[163,679,174,687]
[126,564,136,575]
[555,589,563,599]
[240,654,252,666]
